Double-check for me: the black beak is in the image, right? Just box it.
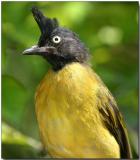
[23,45,44,55]
[22,45,55,55]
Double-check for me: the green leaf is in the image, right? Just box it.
[2,122,44,158]
[2,75,28,128]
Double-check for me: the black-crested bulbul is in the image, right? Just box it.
[23,7,132,158]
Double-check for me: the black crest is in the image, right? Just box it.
[31,7,59,47]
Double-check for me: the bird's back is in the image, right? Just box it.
[35,62,131,158]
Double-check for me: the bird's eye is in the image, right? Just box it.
[52,36,61,44]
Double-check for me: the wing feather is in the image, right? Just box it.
[97,87,132,158]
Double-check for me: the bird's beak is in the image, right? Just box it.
[22,45,55,55]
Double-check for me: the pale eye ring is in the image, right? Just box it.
[52,36,61,44]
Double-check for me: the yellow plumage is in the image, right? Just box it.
[35,62,120,158]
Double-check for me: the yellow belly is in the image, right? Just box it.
[35,63,120,158]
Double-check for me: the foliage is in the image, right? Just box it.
[2,2,138,158]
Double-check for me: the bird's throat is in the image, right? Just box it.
[45,54,80,71]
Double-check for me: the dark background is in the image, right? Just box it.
[2,2,138,158]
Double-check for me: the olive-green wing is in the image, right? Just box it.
[97,87,132,159]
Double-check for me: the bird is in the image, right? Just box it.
[23,7,132,158]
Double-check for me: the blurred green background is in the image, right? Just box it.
[2,1,138,158]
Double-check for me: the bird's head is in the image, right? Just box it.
[23,7,89,71]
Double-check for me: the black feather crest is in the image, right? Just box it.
[31,7,59,46]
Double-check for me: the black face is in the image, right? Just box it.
[23,7,89,71]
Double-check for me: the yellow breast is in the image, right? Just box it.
[35,62,120,158]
